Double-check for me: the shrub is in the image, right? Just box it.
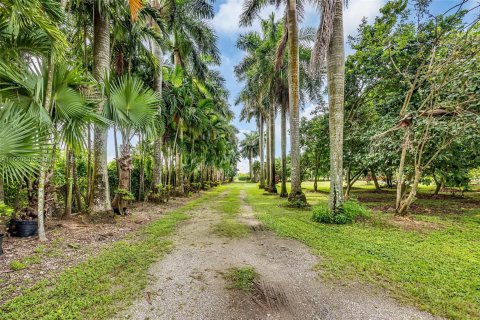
[0,201,14,219]
[312,199,371,224]
[237,174,249,181]
[115,189,135,201]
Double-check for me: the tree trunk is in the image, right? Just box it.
[113,126,120,178]
[327,0,345,213]
[314,153,319,192]
[152,40,163,190]
[0,176,4,202]
[37,54,54,242]
[370,167,380,190]
[139,139,145,201]
[37,166,47,241]
[90,6,112,216]
[269,100,277,193]
[64,148,74,218]
[72,153,82,213]
[396,130,409,211]
[175,127,184,195]
[396,166,421,216]
[280,100,288,198]
[259,115,265,188]
[86,124,92,203]
[168,147,175,186]
[248,151,252,181]
[112,135,132,215]
[433,180,442,196]
[287,0,306,204]
[265,118,271,190]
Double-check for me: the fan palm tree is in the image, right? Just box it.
[1,0,71,240]
[104,75,158,213]
[310,0,345,212]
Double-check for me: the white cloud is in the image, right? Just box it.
[212,0,244,34]
[212,0,282,36]
[302,1,385,44]
[344,0,384,39]
[237,158,250,173]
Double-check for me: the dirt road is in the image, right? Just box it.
[118,186,439,320]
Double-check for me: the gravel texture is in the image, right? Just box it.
[118,187,441,320]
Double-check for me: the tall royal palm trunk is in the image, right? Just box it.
[269,100,277,193]
[287,0,306,204]
[266,117,270,190]
[327,0,345,212]
[248,149,253,181]
[175,121,184,194]
[173,38,184,195]
[152,40,163,191]
[90,6,112,215]
[259,115,265,188]
[280,98,288,197]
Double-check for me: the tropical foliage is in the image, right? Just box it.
[0,0,238,240]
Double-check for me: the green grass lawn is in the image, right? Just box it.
[241,181,480,320]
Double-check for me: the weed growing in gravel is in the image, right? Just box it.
[225,266,257,292]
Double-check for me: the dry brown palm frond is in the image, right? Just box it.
[310,0,335,75]
[129,0,144,22]
[275,12,289,71]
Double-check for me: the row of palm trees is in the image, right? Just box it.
[237,0,345,210]
[0,0,238,240]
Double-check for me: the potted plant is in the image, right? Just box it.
[0,201,14,254]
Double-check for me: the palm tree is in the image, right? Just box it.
[90,2,112,216]
[105,76,158,213]
[158,0,220,194]
[310,0,345,212]
[0,0,70,240]
[236,16,282,193]
[239,132,259,181]
[236,86,267,188]
[240,0,306,203]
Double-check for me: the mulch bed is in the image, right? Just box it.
[0,195,196,304]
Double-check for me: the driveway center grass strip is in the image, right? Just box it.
[0,188,222,320]
[243,182,480,320]
[213,185,250,238]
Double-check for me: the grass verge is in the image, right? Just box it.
[243,182,480,320]
[0,189,221,320]
[213,185,250,238]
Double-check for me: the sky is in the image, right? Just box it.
[104,1,478,173]
[215,0,387,173]
[219,0,479,173]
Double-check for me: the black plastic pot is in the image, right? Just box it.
[13,220,38,237]
[0,234,4,255]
